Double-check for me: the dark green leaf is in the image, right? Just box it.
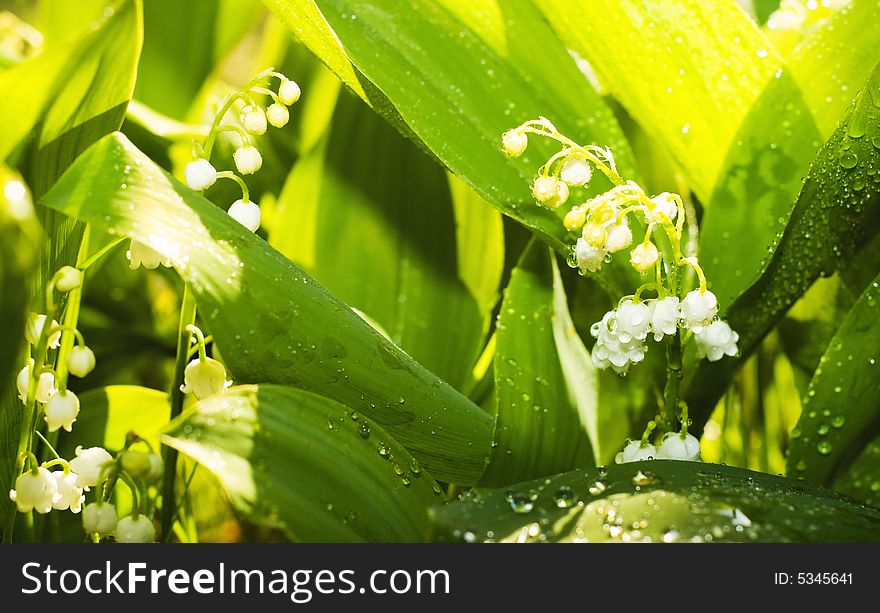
[686,59,880,430]
[786,272,880,486]
[162,385,444,542]
[431,460,880,542]
[480,241,595,486]
[833,435,880,508]
[41,132,493,484]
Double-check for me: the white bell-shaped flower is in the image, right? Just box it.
[51,471,84,513]
[616,440,657,463]
[121,450,163,483]
[278,78,301,105]
[650,192,679,222]
[501,129,528,158]
[26,313,61,348]
[181,357,230,400]
[648,296,680,341]
[559,158,592,186]
[82,502,118,536]
[657,432,701,461]
[241,106,267,135]
[574,238,606,274]
[681,289,718,333]
[694,320,739,362]
[266,103,290,128]
[531,176,559,204]
[9,467,58,514]
[233,146,263,175]
[35,371,57,404]
[127,239,171,270]
[184,158,217,191]
[605,222,632,253]
[68,446,113,490]
[67,346,96,378]
[16,360,32,403]
[630,242,659,272]
[44,390,80,433]
[55,266,83,293]
[615,299,651,343]
[227,199,261,232]
[116,515,156,543]
[145,453,164,483]
[590,310,648,374]
[546,180,569,209]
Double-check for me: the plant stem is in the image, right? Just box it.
[160,284,197,539]
[663,331,683,432]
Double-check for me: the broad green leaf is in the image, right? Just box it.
[271,92,484,389]
[163,385,444,542]
[480,241,595,486]
[449,174,505,333]
[57,385,171,457]
[277,0,636,256]
[431,461,880,542]
[685,59,880,430]
[134,0,263,120]
[41,132,493,484]
[833,436,880,508]
[37,0,110,45]
[536,0,779,199]
[699,71,822,308]
[0,170,39,526]
[789,0,880,138]
[786,273,880,486]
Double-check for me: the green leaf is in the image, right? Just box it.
[41,132,493,484]
[535,0,779,199]
[0,170,39,527]
[686,58,880,430]
[162,385,444,542]
[786,273,880,486]
[271,92,485,389]
[57,385,170,457]
[833,435,880,508]
[272,0,636,255]
[480,241,595,486]
[431,461,880,542]
[134,0,263,120]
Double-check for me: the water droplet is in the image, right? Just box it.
[816,423,830,436]
[553,485,577,508]
[632,470,659,486]
[588,480,607,495]
[377,443,390,458]
[409,458,421,475]
[839,151,858,169]
[831,416,845,429]
[358,421,371,439]
[817,441,833,456]
[506,492,534,514]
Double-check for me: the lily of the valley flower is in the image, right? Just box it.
[657,432,701,461]
[116,515,157,543]
[616,440,657,464]
[51,471,84,513]
[67,345,96,378]
[228,199,261,232]
[82,502,118,536]
[266,103,290,128]
[501,129,528,158]
[26,313,61,348]
[44,390,80,433]
[648,296,680,341]
[681,289,718,333]
[629,242,659,272]
[9,467,57,514]
[184,158,217,191]
[127,239,171,270]
[233,146,263,175]
[278,78,301,105]
[694,320,739,362]
[55,266,83,293]
[559,158,592,186]
[68,446,113,490]
[241,106,268,135]
[181,357,230,400]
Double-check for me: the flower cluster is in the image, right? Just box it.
[616,432,702,464]
[502,116,741,462]
[179,324,231,400]
[127,69,301,271]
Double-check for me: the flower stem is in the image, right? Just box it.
[160,284,197,539]
[663,331,684,432]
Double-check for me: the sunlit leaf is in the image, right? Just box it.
[163,385,444,542]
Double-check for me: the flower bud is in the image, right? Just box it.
[501,129,528,158]
[181,357,229,400]
[574,238,605,274]
[116,515,157,543]
[44,390,80,433]
[650,192,679,221]
[531,176,558,204]
[228,199,261,232]
[55,266,83,293]
[605,223,633,253]
[563,207,586,231]
[267,103,290,128]
[241,106,267,135]
[82,502,117,536]
[559,158,592,186]
[16,360,32,403]
[121,451,153,481]
[184,158,217,191]
[629,242,659,272]
[681,289,719,333]
[278,78,301,105]
[657,432,701,461]
[67,346,96,378]
[26,313,61,349]
[546,180,569,209]
[581,223,607,248]
[616,440,657,463]
[233,146,262,175]
[9,467,57,514]
[68,446,113,490]
[51,471,84,513]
